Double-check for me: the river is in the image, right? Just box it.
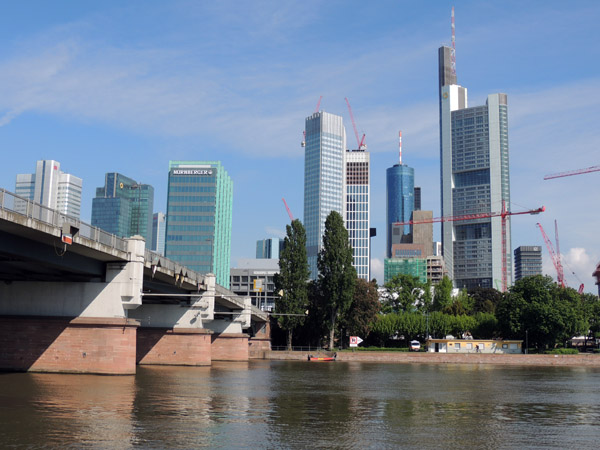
[1,361,600,448]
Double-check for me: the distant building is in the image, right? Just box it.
[386,163,414,258]
[91,173,154,244]
[344,148,371,280]
[152,212,166,255]
[304,111,346,279]
[414,186,421,211]
[15,160,82,218]
[230,259,279,311]
[514,246,542,281]
[384,257,427,284]
[439,41,512,290]
[427,256,446,285]
[165,161,233,288]
[256,238,282,259]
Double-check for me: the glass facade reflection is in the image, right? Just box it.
[345,150,370,280]
[91,173,154,244]
[304,111,346,279]
[386,164,414,258]
[165,161,233,288]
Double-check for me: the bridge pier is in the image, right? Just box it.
[0,237,145,375]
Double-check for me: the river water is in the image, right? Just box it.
[1,361,600,449]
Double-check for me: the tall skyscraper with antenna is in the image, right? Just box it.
[439,8,512,289]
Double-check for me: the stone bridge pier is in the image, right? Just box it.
[0,237,146,374]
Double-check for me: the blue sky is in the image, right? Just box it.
[0,1,598,291]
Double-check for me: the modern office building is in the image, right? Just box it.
[152,212,167,255]
[386,164,414,258]
[91,173,154,244]
[304,111,346,279]
[514,246,542,281]
[414,187,421,211]
[439,44,512,290]
[256,238,282,259]
[165,161,233,288]
[15,160,83,218]
[230,258,279,311]
[344,149,371,280]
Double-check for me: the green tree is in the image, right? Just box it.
[496,275,587,350]
[317,211,357,349]
[469,287,503,314]
[343,278,381,340]
[444,289,474,315]
[433,276,453,312]
[274,219,310,350]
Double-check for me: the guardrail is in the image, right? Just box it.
[0,188,128,252]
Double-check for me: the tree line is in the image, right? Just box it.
[274,212,600,351]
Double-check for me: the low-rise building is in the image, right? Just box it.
[426,338,523,354]
[230,258,279,311]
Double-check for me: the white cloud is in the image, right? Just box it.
[371,257,384,284]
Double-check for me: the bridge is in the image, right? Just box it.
[0,188,270,375]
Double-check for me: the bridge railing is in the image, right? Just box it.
[0,188,128,252]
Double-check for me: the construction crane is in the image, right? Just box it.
[544,165,600,180]
[344,97,366,150]
[537,223,586,293]
[301,96,323,148]
[394,202,545,292]
[537,222,565,288]
[536,221,585,293]
[282,198,294,222]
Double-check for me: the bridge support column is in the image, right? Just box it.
[137,328,212,366]
[211,333,249,361]
[0,316,139,375]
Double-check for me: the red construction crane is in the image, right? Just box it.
[544,165,600,180]
[537,222,565,288]
[344,97,366,150]
[314,95,322,113]
[394,202,545,292]
[282,198,294,222]
[537,221,585,293]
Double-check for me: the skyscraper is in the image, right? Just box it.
[256,238,281,259]
[165,161,233,288]
[15,160,83,218]
[386,164,414,258]
[439,44,512,289]
[91,173,154,244]
[304,111,346,279]
[514,246,542,281]
[152,212,167,255]
[344,148,370,280]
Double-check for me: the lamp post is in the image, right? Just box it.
[525,329,528,354]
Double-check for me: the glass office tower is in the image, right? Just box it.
[345,149,371,280]
[514,246,542,281]
[386,164,414,258]
[165,161,233,288]
[152,212,167,255]
[439,45,511,289]
[304,111,346,279]
[91,173,154,244]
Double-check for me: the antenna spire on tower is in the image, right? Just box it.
[451,6,456,75]
[398,131,402,165]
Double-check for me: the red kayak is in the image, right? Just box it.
[308,353,337,361]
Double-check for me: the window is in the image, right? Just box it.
[510,343,517,350]
[502,344,508,349]
[454,343,461,350]
[479,343,485,349]
[466,343,473,350]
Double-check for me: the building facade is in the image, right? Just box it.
[15,160,83,218]
[304,111,346,279]
[439,45,511,290]
[344,149,371,280]
[152,212,167,255]
[91,173,154,244]
[165,161,233,288]
[256,238,282,259]
[514,246,542,281]
[386,164,414,258]
[230,259,279,311]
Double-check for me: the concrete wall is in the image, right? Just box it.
[0,316,138,375]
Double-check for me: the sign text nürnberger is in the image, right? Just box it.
[173,169,213,175]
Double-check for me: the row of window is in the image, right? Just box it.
[167,205,215,213]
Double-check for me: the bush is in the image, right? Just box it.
[347,346,410,352]
[544,348,579,355]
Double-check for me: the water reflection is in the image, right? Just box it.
[1,362,600,448]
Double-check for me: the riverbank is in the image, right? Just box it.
[265,350,600,367]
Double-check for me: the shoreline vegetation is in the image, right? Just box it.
[265,350,600,367]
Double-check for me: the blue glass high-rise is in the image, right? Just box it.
[386,164,414,258]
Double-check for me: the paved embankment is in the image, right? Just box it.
[266,350,600,367]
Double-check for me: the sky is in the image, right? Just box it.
[0,1,598,292]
